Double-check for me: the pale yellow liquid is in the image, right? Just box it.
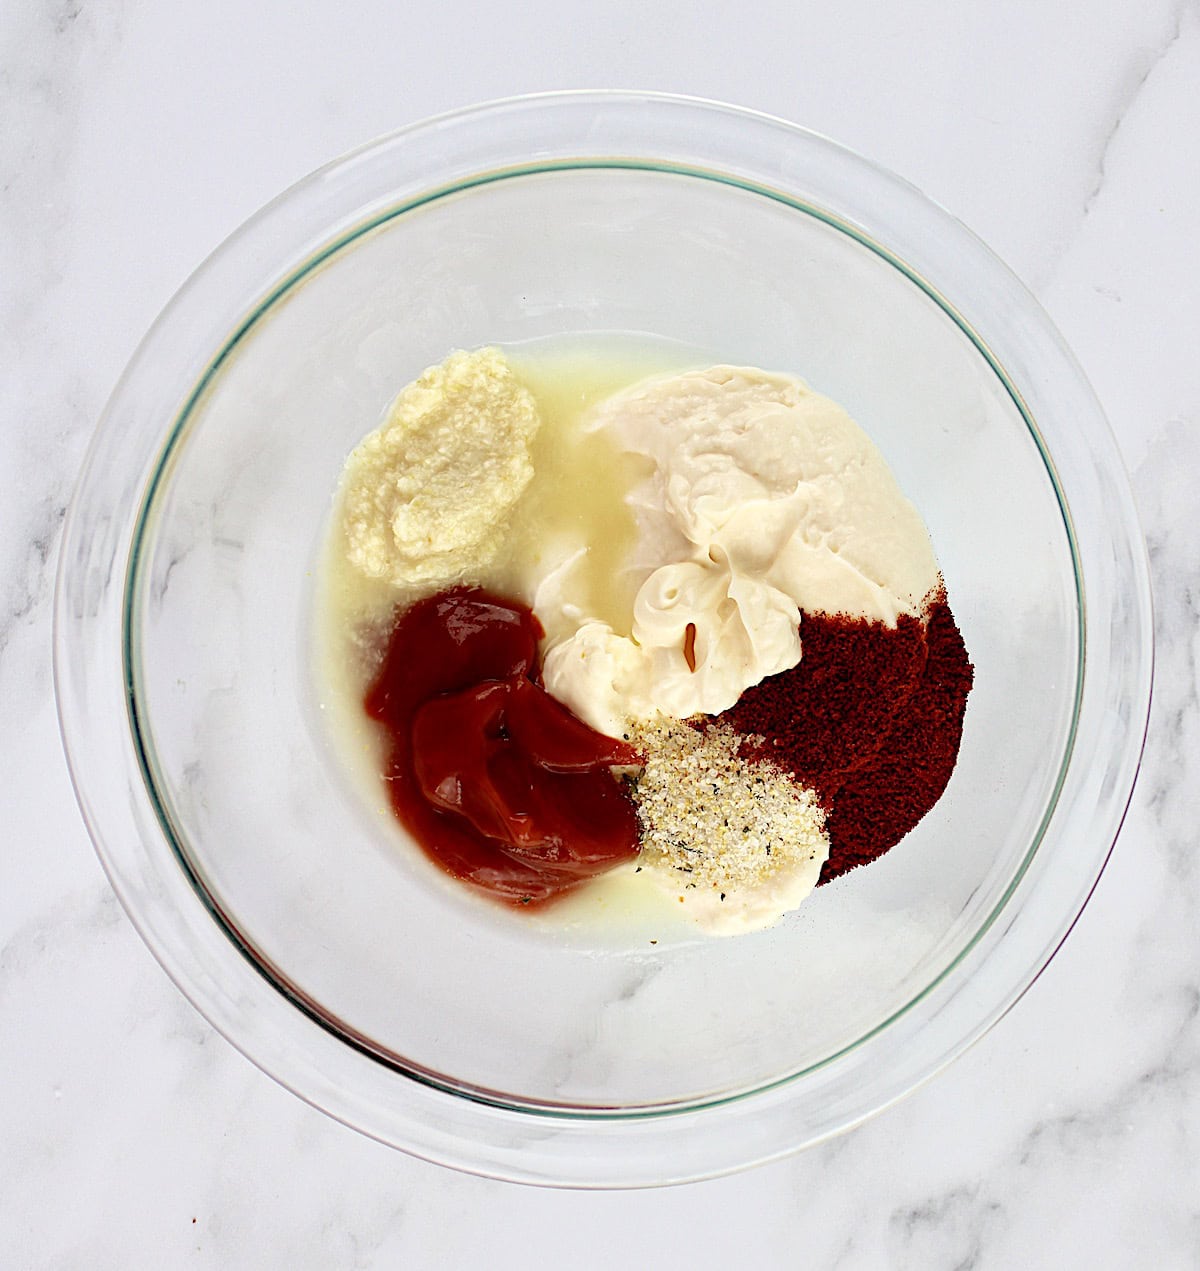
[494,348,653,636]
[314,334,706,945]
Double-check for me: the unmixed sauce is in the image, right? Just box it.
[315,335,974,938]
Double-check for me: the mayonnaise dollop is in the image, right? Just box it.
[542,365,939,735]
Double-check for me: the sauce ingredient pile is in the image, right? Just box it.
[326,346,973,935]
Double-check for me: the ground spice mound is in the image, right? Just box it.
[824,600,973,879]
[725,611,928,787]
[629,716,828,896]
[715,596,973,883]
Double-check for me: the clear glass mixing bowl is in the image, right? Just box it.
[54,93,1152,1186]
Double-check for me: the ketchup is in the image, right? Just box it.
[364,587,642,904]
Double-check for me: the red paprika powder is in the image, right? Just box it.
[717,595,973,882]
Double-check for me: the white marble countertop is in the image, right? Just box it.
[3,0,1196,1265]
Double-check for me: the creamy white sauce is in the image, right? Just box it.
[542,365,940,736]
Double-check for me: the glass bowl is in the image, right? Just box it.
[54,93,1152,1187]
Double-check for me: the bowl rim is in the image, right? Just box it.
[54,90,1153,1187]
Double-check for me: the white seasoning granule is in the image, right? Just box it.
[628,716,830,934]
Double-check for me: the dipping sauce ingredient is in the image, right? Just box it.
[541,365,940,733]
[720,596,972,883]
[365,586,641,905]
[323,345,973,934]
[340,348,539,588]
[629,716,829,936]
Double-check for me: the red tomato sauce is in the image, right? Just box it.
[364,586,641,904]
